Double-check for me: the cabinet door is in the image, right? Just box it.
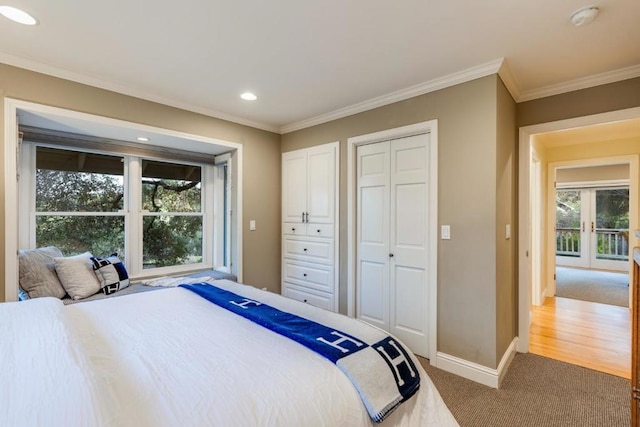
[282,150,308,223]
[307,145,335,224]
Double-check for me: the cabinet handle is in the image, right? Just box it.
[301,212,305,223]
[305,212,310,223]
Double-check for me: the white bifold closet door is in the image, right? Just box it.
[356,133,430,357]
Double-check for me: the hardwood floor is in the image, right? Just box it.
[530,296,631,378]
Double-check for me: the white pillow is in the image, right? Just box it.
[54,252,101,300]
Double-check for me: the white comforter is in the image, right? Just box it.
[1,280,458,426]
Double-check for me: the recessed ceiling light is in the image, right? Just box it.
[136,136,150,142]
[240,92,257,101]
[0,6,37,25]
[570,6,600,27]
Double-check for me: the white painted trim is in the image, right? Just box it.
[518,64,640,103]
[517,106,640,353]
[346,120,438,363]
[0,52,279,134]
[436,338,518,389]
[3,98,244,301]
[556,179,629,189]
[332,141,341,313]
[281,60,503,134]
[497,59,521,102]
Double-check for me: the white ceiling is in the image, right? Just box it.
[1,0,639,134]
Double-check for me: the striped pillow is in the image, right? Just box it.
[91,254,130,295]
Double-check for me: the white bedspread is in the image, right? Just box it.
[1,280,458,426]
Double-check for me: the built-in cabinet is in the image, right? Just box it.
[282,142,339,312]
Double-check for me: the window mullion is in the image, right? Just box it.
[126,156,142,276]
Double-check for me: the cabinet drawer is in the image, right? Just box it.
[283,222,306,236]
[283,237,333,264]
[283,284,332,311]
[306,223,334,238]
[283,261,333,293]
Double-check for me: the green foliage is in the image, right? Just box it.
[36,167,203,267]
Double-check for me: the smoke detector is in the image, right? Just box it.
[570,6,600,27]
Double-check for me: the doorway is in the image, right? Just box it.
[556,186,630,272]
[518,109,640,379]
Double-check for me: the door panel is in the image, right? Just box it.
[555,189,588,268]
[282,151,307,223]
[389,135,429,356]
[358,260,387,328]
[356,142,390,330]
[307,146,335,223]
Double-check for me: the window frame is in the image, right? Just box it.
[19,142,225,279]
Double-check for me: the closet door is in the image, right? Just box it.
[356,134,430,357]
[282,151,308,223]
[356,141,390,331]
[389,134,430,357]
[307,145,336,224]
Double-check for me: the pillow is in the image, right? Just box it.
[18,246,66,299]
[54,252,101,300]
[91,254,130,295]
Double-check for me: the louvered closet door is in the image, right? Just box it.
[356,141,391,331]
[389,134,430,357]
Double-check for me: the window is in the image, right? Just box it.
[20,143,230,277]
[141,159,203,269]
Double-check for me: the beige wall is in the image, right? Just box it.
[517,77,640,127]
[282,75,515,368]
[0,63,282,300]
[556,164,630,183]
[495,79,517,363]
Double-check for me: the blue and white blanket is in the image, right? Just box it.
[181,283,420,423]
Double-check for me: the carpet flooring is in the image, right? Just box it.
[420,353,630,427]
[555,267,629,307]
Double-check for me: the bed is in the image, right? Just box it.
[1,279,458,426]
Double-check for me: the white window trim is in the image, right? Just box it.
[5,98,243,302]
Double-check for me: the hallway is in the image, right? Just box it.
[529,296,630,378]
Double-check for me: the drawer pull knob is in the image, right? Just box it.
[317,229,321,233]
[303,299,308,303]
[292,228,295,232]
[303,273,307,277]
[303,248,308,252]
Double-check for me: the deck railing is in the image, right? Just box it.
[556,227,629,261]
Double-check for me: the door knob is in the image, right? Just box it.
[389,253,394,258]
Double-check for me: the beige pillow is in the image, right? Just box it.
[54,252,101,300]
[18,246,66,299]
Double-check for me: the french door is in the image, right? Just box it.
[556,187,629,271]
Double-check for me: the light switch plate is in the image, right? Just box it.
[249,220,256,231]
[441,225,451,240]
[506,224,511,239]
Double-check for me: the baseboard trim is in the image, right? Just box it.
[436,337,518,388]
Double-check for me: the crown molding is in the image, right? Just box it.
[0,52,280,134]
[281,58,505,134]
[497,59,521,102]
[518,63,640,103]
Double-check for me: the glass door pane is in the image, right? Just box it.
[592,187,629,265]
[556,189,583,260]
